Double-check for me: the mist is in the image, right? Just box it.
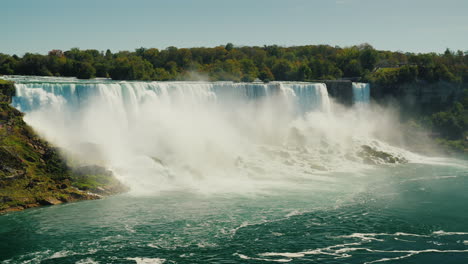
[12,79,421,195]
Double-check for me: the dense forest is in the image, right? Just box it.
[0,44,467,84]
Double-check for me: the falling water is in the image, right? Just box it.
[352,82,370,104]
[10,77,359,193]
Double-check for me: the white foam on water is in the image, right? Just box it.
[126,258,166,264]
[363,249,468,264]
[234,253,292,263]
[75,258,100,264]
[49,250,79,259]
[260,252,306,258]
[432,230,468,236]
[244,230,468,263]
[1,250,51,264]
[2,248,100,264]
[248,246,468,263]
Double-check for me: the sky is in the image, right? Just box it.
[2,0,467,55]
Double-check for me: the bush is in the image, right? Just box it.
[0,80,15,102]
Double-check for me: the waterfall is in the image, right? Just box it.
[5,76,405,194]
[352,82,370,104]
[12,80,331,116]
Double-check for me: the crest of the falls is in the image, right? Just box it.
[12,80,331,115]
[7,76,410,194]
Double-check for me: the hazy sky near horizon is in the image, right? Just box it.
[2,0,467,55]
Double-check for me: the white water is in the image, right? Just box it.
[353,82,370,104]
[8,76,411,195]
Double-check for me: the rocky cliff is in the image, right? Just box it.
[370,81,466,113]
[0,80,126,214]
[323,80,354,106]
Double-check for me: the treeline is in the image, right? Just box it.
[0,44,467,83]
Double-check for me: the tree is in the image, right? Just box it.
[0,54,17,75]
[272,59,294,80]
[17,53,51,76]
[258,66,274,81]
[105,49,113,59]
[398,65,418,83]
[1,44,465,85]
[431,102,466,139]
[75,62,96,79]
[240,59,258,82]
[48,49,64,57]
[359,46,378,71]
[225,43,234,51]
[343,59,362,77]
[109,57,155,80]
[297,64,313,80]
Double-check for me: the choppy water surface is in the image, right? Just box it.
[1,160,467,264]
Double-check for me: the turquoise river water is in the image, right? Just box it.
[1,160,467,263]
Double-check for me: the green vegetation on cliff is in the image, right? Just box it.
[0,81,126,213]
[399,88,468,155]
[0,80,15,103]
[428,89,468,154]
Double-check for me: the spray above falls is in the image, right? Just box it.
[6,76,407,194]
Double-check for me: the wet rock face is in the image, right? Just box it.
[358,145,408,165]
[38,197,63,206]
[371,81,466,113]
[324,80,353,106]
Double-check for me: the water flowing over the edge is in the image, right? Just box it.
[352,82,370,104]
[12,81,332,115]
[5,76,415,194]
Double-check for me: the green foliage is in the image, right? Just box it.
[430,97,467,139]
[370,66,418,85]
[225,43,234,51]
[272,59,295,80]
[424,89,468,153]
[109,56,155,80]
[0,44,465,83]
[0,80,15,103]
[70,172,120,192]
[359,45,378,71]
[239,58,258,82]
[0,54,18,75]
[75,62,96,79]
[297,64,313,80]
[258,66,274,81]
[434,138,467,154]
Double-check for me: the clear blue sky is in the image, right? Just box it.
[2,0,467,55]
